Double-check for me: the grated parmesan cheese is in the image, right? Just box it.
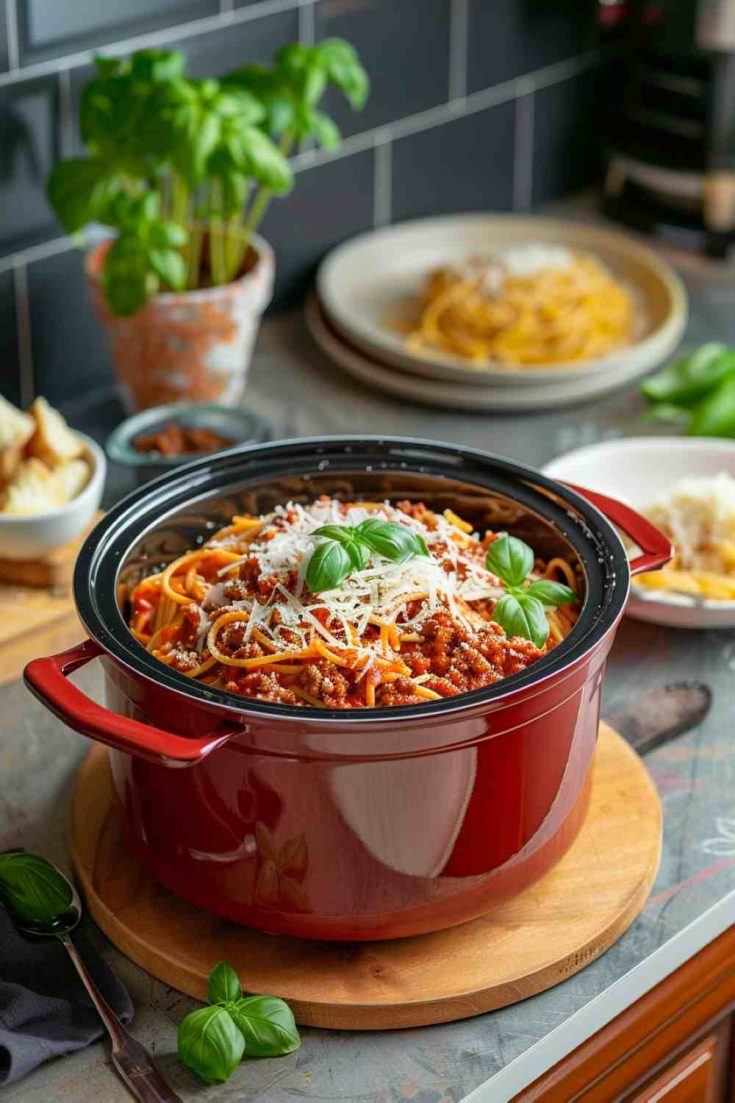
[199,500,509,654]
[647,472,735,575]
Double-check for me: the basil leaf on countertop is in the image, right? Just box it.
[688,375,735,438]
[208,960,242,1005]
[492,592,549,650]
[641,343,735,406]
[525,579,577,607]
[226,995,301,1058]
[0,850,79,930]
[485,534,535,588]
[177,1004,245,1083]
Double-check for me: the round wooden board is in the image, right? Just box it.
[70,724,661,1030]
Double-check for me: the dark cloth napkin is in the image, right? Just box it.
[0,908,133,1086]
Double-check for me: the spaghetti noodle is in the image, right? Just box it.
[127,498,580,709]
[403,247,633,367]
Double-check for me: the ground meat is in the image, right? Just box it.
[166,648,200,673]
[218,621,264,660]
[376,677,424,707]
[225,672,299,706]
[301,660,350,708]
[419,613,543,695]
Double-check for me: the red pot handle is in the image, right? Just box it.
[568,484,673,575]
[24,639,240,766]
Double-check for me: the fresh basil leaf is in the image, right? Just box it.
[345,539,370,571]
[227,996,300,1058]
[641,343,735,407]
[47,158,123,233]
[492,592,549,648]
[149,247,186,291]
[303,62,327,107]
[354,519,429,562]
[0,851,78,931]
[688,375,735,437]
[309,110,341,150]
[148,220,187,248]
[316,38,370,109]
[130,49,185,84]
[312,523,356,544]
[224,65,294,139]
[102,237,152,316]
[208,960,241,1005]
[485,535,534,588]
[239,126,293,193]
[525,580,577,606]
[177,1005,244,1083]
[306,540,352,592]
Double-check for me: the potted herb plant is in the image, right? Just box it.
[47,41,368,412]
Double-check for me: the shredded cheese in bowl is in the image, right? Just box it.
[637,472,735,600]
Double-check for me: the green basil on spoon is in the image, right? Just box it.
[0,850,80,934]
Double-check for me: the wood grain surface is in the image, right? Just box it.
[69,723,662,1030]
[0,513,102,686]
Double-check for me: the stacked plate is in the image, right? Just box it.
[308,214,687,411]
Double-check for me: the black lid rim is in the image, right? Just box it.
[74,435,631,725]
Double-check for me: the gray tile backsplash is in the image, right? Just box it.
[261,147,376,305]
[0,270,20,405]
[0,76,59,255]
[27,248,112,405]
[17,0,219,65]
[314,0,451,139]
[467,0,596,93]
[0,0,601,407]
[391,100,516,223]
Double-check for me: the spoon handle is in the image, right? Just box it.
[62,936,183,1103]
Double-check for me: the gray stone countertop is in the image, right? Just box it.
[2,201,735,1102]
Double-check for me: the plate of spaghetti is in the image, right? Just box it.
[317,214,686,386]
[544,436,735,629]
[128,497,581,710]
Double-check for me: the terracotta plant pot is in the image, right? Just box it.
[85,234,274,412]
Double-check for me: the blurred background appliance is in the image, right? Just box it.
[601,0,735,255]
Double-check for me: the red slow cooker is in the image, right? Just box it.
[25,438,671,941]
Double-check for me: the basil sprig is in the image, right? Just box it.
[486,535,576,648]
[0,850,79,933]
[306,519,429,592]
[178,960,300,1083]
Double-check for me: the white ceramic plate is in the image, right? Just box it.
[543,437,735,629]
[317,214,687,386]
[306,297,682,412]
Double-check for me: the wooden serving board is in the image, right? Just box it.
[70,724,662,1030]
[0,514,102,687]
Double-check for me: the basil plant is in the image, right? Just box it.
[47,41,368,316]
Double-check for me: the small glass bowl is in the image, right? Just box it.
[106,402,271,485]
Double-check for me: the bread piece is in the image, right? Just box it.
[0,458,63,516]
[0,394,34,483]
[27,397,84,467]
[50,457,89,504]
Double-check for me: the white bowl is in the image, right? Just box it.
[543,436,735,629]
[0,432,106,560]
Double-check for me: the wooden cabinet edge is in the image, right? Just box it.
[514,927,735,1102]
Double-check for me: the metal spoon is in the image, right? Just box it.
[4,864,182,1103]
